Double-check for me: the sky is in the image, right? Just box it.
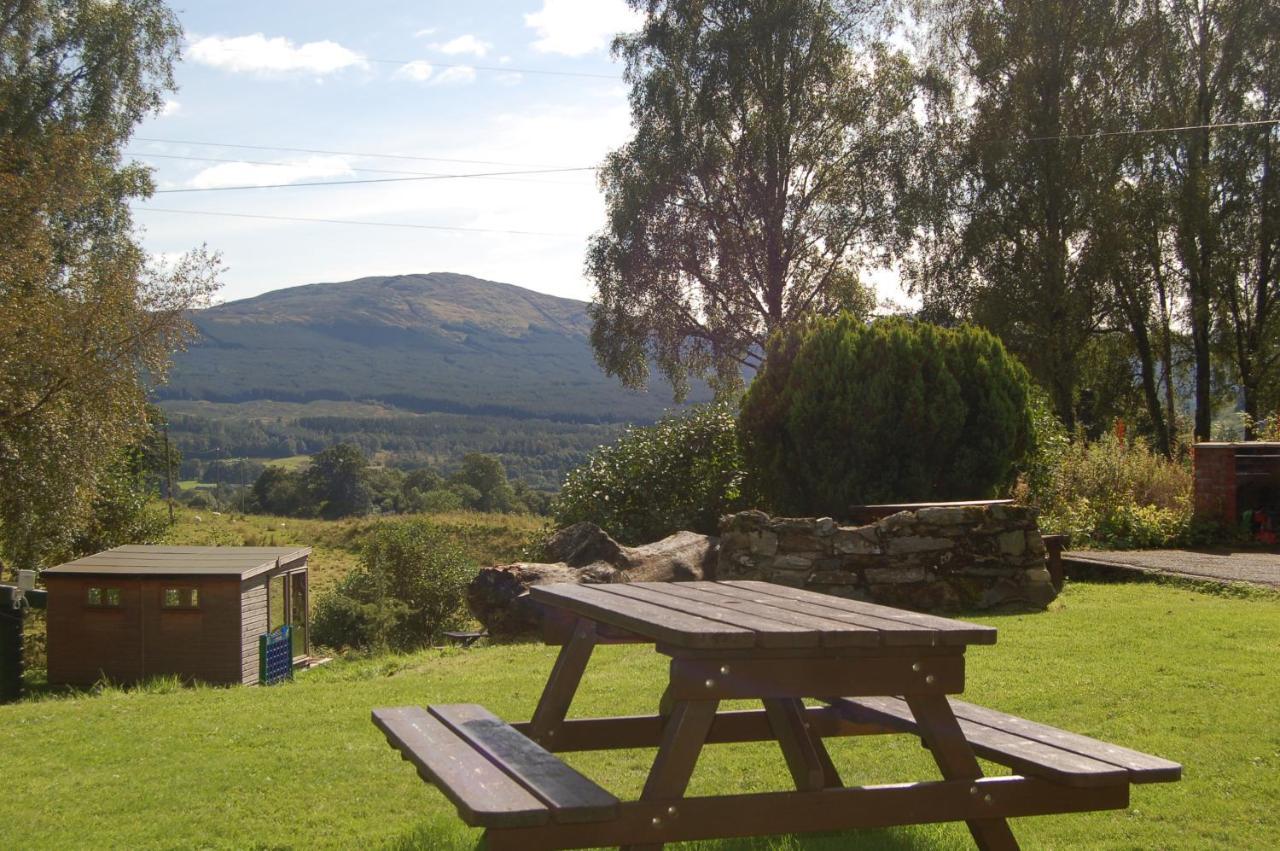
[133,0,910,308]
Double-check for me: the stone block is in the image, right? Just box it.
[997,530,1027,556]
[806,568,862,585]
[1025,532,1047,556]
[832,528,881,555]
[720,510,771,533]
[917,506,983,526]
[772,554,816,572]
[886,536,954,555]
[875,511,917,535]
[865,566,929,584]
[761,570,807,588]
[989,504,1038,524]
[778,530,827,553]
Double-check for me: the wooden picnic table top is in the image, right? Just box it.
[529,580,996,652]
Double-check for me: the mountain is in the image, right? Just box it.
[160,272,703,424]
[157,273,709,489]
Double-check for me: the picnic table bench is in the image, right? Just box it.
[373,580,1179,850]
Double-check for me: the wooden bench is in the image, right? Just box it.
[443,630,487,648]
[830,696,1181,788]
[372,704,618,829]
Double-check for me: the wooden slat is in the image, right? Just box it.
[695,582,936,646]
[944,699,1182,783]
[594,584,818,648]
[529,584,756,649]
[726,581,997,645]
[644,582,881,648]
[371,706,550,828]
[832,697,1178,785]
[512,706,884,752]
[429,704,618,824]
[671,655,964,700]
[483,776,1130,851]
[838,697,1119,787]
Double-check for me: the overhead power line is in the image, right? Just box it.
[152,165,598,194]
[133,137,579,169]
[126,151,596,185]
[992,117,1280,144]
[134,205,579,238]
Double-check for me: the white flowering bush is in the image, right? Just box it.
[552,402,744,545]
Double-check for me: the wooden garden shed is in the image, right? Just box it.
[43,545,311,687]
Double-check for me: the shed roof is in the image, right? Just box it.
[42,545,310,580]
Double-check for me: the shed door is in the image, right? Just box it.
[268,571,309,661]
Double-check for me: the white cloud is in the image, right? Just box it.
[431,66,477,86]
[394,60,434,82]
[188,33,367,75]
[494,72,524,86]
[159,99,181,117]
[525,0,642,57]
[187,156,356,190]
[413,27,437,38]
[434,34,492,57]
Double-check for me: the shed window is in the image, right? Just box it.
[87,587,122,607]
[162,588,200,609]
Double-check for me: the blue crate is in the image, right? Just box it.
[259,625,293,685]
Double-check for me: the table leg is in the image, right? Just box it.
[622,698,720,851]
[763,697,842,791]
[529,617,597,747]
[905,693,1020,851]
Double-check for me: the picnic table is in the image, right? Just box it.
[373,580,1180,850]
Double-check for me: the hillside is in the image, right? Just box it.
[157,273,708,488]
[160,272,701,424]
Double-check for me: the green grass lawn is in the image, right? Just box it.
[5,580,1278,850]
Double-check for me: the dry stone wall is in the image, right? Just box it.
[718,505,1056,611]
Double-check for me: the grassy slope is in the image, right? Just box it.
[163,507,544,595]
[4,581,1277,850]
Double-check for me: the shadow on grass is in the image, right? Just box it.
[383,823,954,851]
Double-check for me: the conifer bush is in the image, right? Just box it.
[739,315,1033,516]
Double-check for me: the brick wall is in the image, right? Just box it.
[1193,444,1237,526]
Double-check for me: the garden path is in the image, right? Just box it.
[1063,549,1280,589]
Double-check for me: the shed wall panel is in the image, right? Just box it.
[46,577,144,686]
[47,576,243,686]
[240,574,270,685]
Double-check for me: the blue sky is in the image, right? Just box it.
[132,1,642,304]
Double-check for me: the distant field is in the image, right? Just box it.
[6,581,1278,849]
[263,454,310,470]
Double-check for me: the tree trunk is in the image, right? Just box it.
[1122,285,1172,456]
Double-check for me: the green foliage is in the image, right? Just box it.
[311,518,474,651]
[0,0,220,570]
[449,453,516,513]
[1016,386,1071,502]
[740,315,1033,515]
[588,0,916,397]
[1029,433,1202,548]
[252,467,308,517]
[250,445,540,520]
[65,447,168,559]
[304,443,372,519]
[553,402,744,545]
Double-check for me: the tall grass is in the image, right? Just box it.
[1021,433,1201,549]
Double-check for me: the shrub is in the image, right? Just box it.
[311,518,474,651]
[552,402,745,545]
[739,315,1034,516]
[1030,432,1198,548]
